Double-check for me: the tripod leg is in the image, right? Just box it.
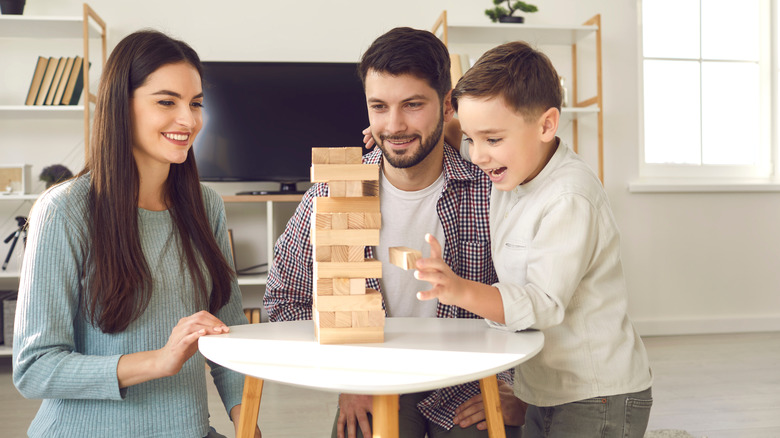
[2,231,20,271]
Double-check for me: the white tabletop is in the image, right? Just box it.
[199,317,543,395]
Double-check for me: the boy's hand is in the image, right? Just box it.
[363,127,376,150]
[415,233,469,306]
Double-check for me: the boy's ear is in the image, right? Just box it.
[442,89,455,123]
[540,107,560,142]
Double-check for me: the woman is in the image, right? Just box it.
[13,30,260,438]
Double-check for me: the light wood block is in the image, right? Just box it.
[349,278,365,295]
[333,278,351,296]
[347,213,365,229]
[388,246,422,270]
[315,309,336,328]
[312,228,380,247]
[312,148,331,164]
[345,147,363,164]
[313,213,332,230]
[328,148,346,164]
[314,289,383,312]
[330,246,349,262]
[314,259,382,279]
[314,245,332,262]
[346,180,364,197]
[311,164,379,182]
[335,311,353,328]
[365,212,381,229]
[328,181,346,197]
[316,326,384,344]
[313,197,380,214]
[352,310,385,328]
[332,213,349,230]
[348,246,365,262]
[314,278,333,296]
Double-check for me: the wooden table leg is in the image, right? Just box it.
[237,376,264,438]
[479,375,506,438]
[372,394,399,438]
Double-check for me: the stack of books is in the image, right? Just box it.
[24,56,89,106]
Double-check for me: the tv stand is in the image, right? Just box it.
[236,182,304,196]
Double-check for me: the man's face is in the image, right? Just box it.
[364,70,447,169]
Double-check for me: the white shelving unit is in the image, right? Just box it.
[432,11,604,182]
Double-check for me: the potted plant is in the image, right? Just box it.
[0,0,25,15]
[485,0,538,23]
[39,164,73,189]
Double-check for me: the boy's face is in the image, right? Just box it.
[458,96,557,191]
[364,70,453,169]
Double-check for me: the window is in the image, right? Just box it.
[639,0,772,179]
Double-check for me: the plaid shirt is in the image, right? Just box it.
[264,143,510,429]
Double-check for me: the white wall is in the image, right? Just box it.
[2,0,778,335]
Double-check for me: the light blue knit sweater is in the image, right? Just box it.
[13,175,247,437]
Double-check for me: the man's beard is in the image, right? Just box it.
[373,108,444,169]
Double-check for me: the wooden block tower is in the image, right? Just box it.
[310,147,385,344]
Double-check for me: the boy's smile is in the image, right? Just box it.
[458,96,558,191]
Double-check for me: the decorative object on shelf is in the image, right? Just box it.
[485,0,538,23]
[0,164,32,194]
[2,216,27,271]
[560,76,569,107]
[39,164,73,189]
[0,0,25,15]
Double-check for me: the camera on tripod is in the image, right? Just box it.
[2,216,28,271]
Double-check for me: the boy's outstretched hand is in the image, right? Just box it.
[415,233,469,306]
[415,233,507,323]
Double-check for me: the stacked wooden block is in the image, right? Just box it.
[310,147,385,344]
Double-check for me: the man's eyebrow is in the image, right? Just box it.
[150,90,204,99]
[366,94,429,103]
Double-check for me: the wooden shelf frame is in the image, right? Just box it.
[432,11,604,182]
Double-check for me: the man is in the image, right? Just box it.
[264,27,523,438]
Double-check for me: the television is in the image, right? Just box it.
[193,61,370,194]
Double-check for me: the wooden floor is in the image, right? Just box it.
[1,331,778,437]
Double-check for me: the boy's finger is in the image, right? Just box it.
[425,233,442,259]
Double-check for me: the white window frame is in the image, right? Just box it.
[636,0,774,183]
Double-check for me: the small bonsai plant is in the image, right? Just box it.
[39,164,73,189]
[485,0,538,23]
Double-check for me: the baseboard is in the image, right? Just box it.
[634,315,780,336]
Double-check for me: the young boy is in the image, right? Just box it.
[414,41,653,437]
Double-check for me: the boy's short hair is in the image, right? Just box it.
[358,27,451,102]
[452,41,561,121]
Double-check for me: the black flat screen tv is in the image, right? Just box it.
[193,61,370,194]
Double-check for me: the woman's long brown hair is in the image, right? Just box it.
[77,30,233,333]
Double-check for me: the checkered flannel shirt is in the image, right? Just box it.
[264,143,512,430]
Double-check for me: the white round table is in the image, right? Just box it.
[199,317,543,438]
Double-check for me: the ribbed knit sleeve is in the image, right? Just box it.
[201,185,247,415]
[13,179,124,401]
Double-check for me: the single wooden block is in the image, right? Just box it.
[348,246,365,262]
[312,228,380,247]
[388,246,422,270]
[313,213,332,230]
[328,181,346,197]
[329,148,347,164]
[347,213,365,229]
[311,164,379,182]
[330,246,349,262]
[314,259,382,279]
[332,213,349,230]
[314,278,333,296]
[368,310,385,326]
[352,311,369,327]
[363,180,379,197]
[314,197,380,214]
[346,180,364,197]
[314,289,383,311]
[333,278,351,296]
[314,245,332,262]
[365,212,382,229]
[345,147,363,164]
[335,311,353,328]
[312,147,331,164]
[349,278,365,295]
[315,309,337,328]
[317,326,384,344]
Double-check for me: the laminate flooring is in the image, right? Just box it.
[1,331,778,437]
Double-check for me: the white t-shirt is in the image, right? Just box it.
[375,170,445,317]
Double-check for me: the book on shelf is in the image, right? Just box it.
[61,56,87,106]
[34,57,61,106]
[45,57,70,105]
[24,56,48,106]
[51,57,75,106]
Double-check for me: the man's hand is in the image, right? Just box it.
[337,393,373,438]
[452,380,526,430]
